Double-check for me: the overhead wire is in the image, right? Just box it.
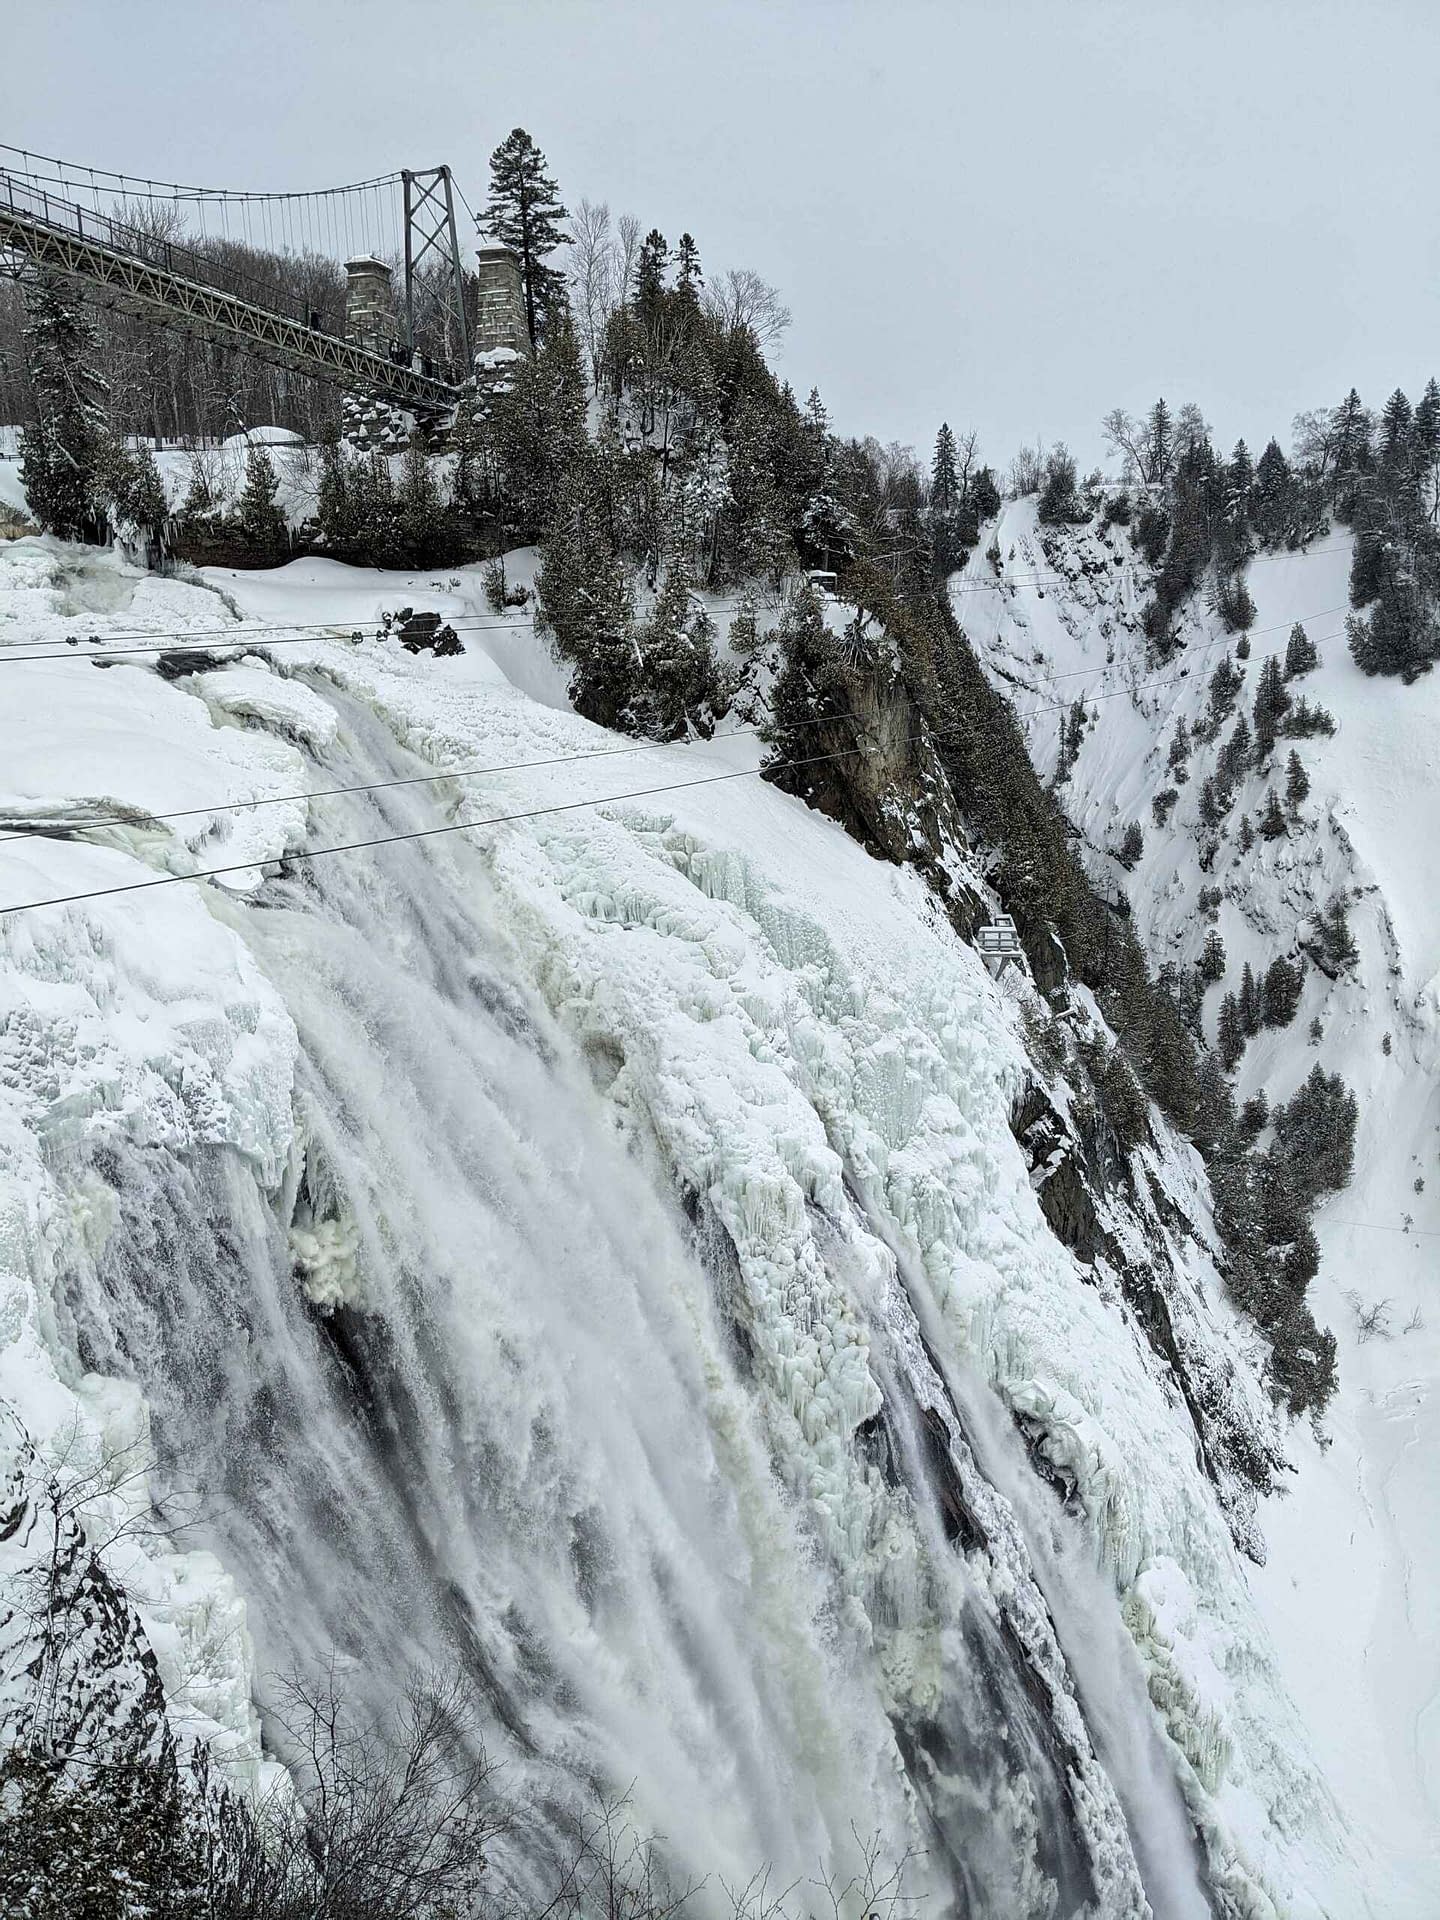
[0,626,1358,916]
[0,616,1353,855]
[0,595,1352,670]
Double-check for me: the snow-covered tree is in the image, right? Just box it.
[1285,749,1310,810]
[484,127,571,346]
[236,445,288,559]
[17,270,116,543]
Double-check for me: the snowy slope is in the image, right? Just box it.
[960,499,1440,1909]
[0,531,1388,1914]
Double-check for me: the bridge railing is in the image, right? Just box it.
[1,169,341,326]
[0,168,466,400]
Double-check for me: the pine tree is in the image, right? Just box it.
[315,442,359,556]
[1146,397,1174,485]
[675,233,703,302]
[1238,813,1255,852]
[1037,444,1083,525]
[1239,962,1263,1035]
[970,466,1001,522]
[931,423,959,515]
[1219,711,1253,783]
[236,444,288,560]
[629,563,726,739]
[110,441,169,563]
[1379,387,1414,476]
[1116,820,1144,868]
[1320,900,1359,972]
[1284,621,1319,677]
[1191,1048,1235,1153]
[1259,787,1287,839]
[1252,438,1294,546]
[1218,991,1244,1070]
[1252,654,1289,758]
[537,460,639,727]
[1285,748,1310,810]
[1225,439,1254,538]
[396,442,447,566]
[1198,929,1226,984]
[17,269,115,543]
[484,127,571,346]
[1262,954,1304,1027]
[634,229,670,316]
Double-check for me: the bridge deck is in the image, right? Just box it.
[0,172,462,414]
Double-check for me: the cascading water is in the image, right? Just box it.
[50,679,1211,1917]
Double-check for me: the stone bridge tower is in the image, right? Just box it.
[473,247,531,360]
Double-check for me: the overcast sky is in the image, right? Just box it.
[6,0,1438,471]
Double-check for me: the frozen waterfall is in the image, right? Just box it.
[46,677,1212,1917]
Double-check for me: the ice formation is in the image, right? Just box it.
[0,535,1386,1916]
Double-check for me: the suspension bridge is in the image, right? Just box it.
[0,145,530,417]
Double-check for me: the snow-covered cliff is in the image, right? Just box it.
[0,532,1395,1915]
[961,499,1439,1910]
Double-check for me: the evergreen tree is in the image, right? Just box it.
[675,233,703,302]
[484,127,571,345]
[1190,1048,1235,1153]
[629,563,726,739]
[1282,694,1337,738]
[1319,900,1359,972]
[110,441,169,563]
[1198,929,1226,984]
[1273,1064,1358,1201]
[970,465,1002,522]
[17,269,115,543]
[1218,992,1244,1070]
[1237,813,1255,852]
[315,442,359,555]
[1252,654,1289,757]
[1259,787,1287,839]
[1146,397,1174,485]
[396,441,447,566]
[1284,621,1319,677]
[1115,820,1144,868]
[493,317,589,536]
[634,229,670,316]
[1037,443,1084,525]
[1262,954,1305,1027]
[537,459,639,727]
[1331,387,1372,516]
[236,444,288,560]
[1252,438,1295,546]
[1239,962,1263,1035]
[1219,711,1252,784]
[1285,748,1310,810]
[1379,386,1414,476]
[931,423,960,514]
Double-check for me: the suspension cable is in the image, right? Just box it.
[0,140,404,202]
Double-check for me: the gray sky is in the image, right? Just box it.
[6,0,1438,472]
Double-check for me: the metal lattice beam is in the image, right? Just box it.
[0,187,461,413]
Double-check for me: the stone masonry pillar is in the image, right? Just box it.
[473,247,531,359]
[344,256,396,351]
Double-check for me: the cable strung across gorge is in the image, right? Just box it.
[0,593,1353,669]
[0,613,1353,853]
[0,634,1354,917]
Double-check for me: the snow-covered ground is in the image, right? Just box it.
[0,529,1401,1912]
[960,499,1440,1909]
